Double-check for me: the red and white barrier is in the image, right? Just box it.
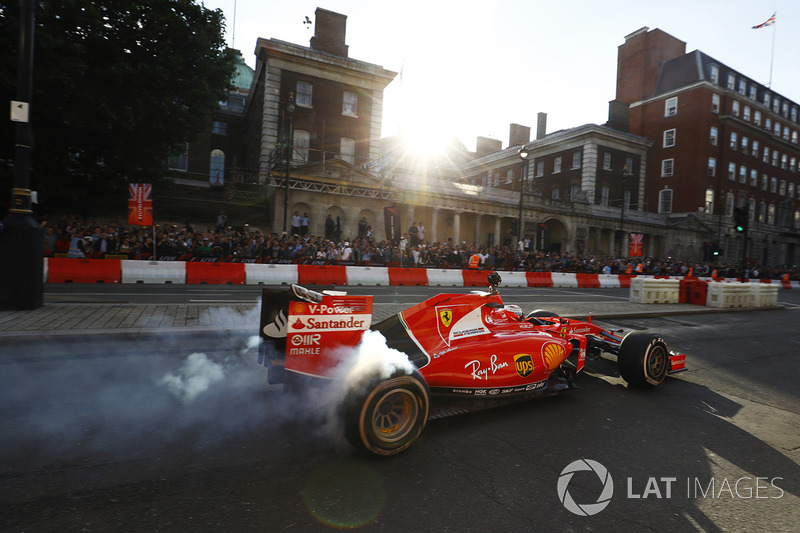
[122,260,186,284]
[245,263,298,285]
[42,259,799,289]
[345,265,390,286]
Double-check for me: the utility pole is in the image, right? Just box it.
[0,0,44,310]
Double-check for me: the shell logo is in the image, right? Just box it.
[541,342,565,371]
[291,302,307,315]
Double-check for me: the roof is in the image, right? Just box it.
[232,52,254,92]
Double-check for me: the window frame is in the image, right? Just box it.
[342,91,358,117]
[658,189,673,213]
[296,81,313,107]
[661,158,674,177]
[663,129,676,148]
[340,137,356,165]
[665,97,678,117]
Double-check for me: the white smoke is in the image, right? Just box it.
[0,300,420,469]
[333,329,415,391]
[310,330,416,445]
[159,352,226,403]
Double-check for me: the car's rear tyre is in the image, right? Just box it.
[344,370,429,456]
[618,331,669,387]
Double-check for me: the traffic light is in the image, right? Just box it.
[733,206,748,233]
[713,246,722,257]
[703,241,713,262]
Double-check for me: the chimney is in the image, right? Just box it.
[310,8,349,57]
[606,100,630,132]
[509,123,531,148]
[536,112,547,140]
[475,136,503,157]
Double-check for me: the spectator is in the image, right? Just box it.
[43,225,57,257]
[358,216,367,239]
[325,214,335,239]
[408,222,419,246]
[216,211,227,231]
[333,216,342,241]
[67,230,86,258]
[290,211,301,235]
[300,212,310,236]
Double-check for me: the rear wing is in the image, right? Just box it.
[259,284,373,378]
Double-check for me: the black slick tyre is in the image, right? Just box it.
[618,331,669,388]
[344,370,429,456]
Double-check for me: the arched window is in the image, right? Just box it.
[209,149,225,185]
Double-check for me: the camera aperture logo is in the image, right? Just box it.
[558,459,785,517]
[557,459,614,516]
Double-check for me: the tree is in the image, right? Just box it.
[0,0,236,215]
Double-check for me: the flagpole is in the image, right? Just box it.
[768,13,776,87]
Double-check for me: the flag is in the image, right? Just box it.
[383,206,399,246]
[629,233,644,257]
[128,183,154,226]
[752,13,775,29]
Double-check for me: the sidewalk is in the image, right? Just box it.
[0,297,780,341]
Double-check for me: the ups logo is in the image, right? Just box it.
[514,354,534,378]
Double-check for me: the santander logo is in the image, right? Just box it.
[262,309,288,338]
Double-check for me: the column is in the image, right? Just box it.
[431,207,439,243]
[406,205,415,234]
[452,211,461,244]
[494,216,501,246]
[473,214,482,244]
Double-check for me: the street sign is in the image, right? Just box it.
[10,101,29,123]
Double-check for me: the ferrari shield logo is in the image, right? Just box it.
[439,309,452,328]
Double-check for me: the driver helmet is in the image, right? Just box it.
[502,304,523,321]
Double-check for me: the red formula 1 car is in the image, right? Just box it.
[258,272,686,456]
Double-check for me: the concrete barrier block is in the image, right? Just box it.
[629,277,680,304]
[706,282,751,308]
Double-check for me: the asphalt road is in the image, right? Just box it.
[1,286,799,532]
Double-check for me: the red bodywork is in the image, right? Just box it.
[259,285,685,395]
[389,291,581,394]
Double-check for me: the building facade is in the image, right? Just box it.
[616,27,800,266]
[161,17,797,267]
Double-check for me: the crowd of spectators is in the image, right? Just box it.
[38,214,800,281]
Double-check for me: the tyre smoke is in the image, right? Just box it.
[0,304,415,470]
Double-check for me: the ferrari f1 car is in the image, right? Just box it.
[258,272,686,456]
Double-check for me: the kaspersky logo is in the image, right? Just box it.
[557,459,614,516]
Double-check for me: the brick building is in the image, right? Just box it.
[615,27,800,266]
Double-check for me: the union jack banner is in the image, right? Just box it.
[752,13,775,29]
[128,183,154,226]
[629,233,644,257]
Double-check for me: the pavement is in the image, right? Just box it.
[0,294,783,341]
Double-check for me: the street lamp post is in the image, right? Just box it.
[0,0,43,310]
[281,92,296,235]
[618,166,632,259]
[716,191,725,259]
[517,146,529,249]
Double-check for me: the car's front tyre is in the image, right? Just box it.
[618,331,669,387]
